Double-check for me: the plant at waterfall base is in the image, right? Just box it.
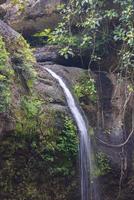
[49,116,79,176]
[0,105,78,198]
[15,105,78,177]
[93,152,111,177]
[74,73,97,102]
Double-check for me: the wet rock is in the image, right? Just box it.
[34,46,59,62]
[36,63,86,113]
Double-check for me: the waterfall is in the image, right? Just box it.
[44,67,99,200]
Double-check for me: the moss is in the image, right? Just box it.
[3,34,37,92]
[92,151,111,177]
[12,36,37,89]
[15,93,45,134]
[74,73,97,103]
[0,33,37,112]
[0,109,79,199]
[0,36,14,112]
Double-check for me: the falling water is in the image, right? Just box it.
[44,67,98,200]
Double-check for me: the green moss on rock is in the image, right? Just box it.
[0,111,79,199]
[0,36,14,112]
[74,73,97,103]
[12,36,37,90]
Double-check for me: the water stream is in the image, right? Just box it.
[44,67,98,200]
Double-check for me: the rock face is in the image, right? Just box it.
[2,0,65,36]
[34,46,86,115]
[34,46,59,62]
[36,62,86,113]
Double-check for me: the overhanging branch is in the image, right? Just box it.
[96,128,134,148]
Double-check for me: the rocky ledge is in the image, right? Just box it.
[1,0,65,36]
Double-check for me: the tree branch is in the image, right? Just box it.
[96,128,134,148]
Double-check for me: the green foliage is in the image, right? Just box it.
[16,36,36,74]
[36,0,134,76]
[15,95,78,177]
[93,152,111,177]
[59,46,74,59]
[0,112,78,199]
[15,94,44,134]
[104,9,118,19]
[34,28,52,37]
[74,74,97,102]
[57,116,78,158]
[0,39,9,70]
[0,32,36,113]
[21,96,41,117]
[127,84,134,92]
[0,36,13,112]
[43,115,78,176]
[7,35,37,90]
[34,26,79,58]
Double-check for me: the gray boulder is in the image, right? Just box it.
[3,0,65,36]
